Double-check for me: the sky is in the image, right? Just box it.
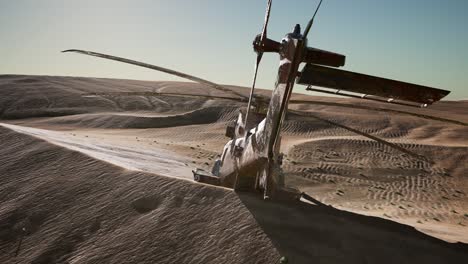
[1,0,467,100]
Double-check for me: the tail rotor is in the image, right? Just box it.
[245,0,274,129]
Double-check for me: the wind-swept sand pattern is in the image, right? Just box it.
[1,123,192,179]
[1,75,467,263]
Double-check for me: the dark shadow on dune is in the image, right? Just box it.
[238,193,468,264]
[131,195,162,214]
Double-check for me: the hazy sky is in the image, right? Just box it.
[1,0,467,99]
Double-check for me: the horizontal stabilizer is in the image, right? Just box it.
[303,48,346,67]
[297,64,450,105]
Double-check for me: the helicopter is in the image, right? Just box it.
[63,0,453,200]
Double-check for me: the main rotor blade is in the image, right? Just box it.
[289,110,432,163]
[82,91,246,102]
[62,49,247,99]
[289,100,467,126]
[84,91,465,127]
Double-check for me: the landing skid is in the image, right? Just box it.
[192,168,302,201]
[192,168,220,186]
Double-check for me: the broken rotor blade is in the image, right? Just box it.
[289,110,432,163]
[288,100,467,126]
[62,49,247,99]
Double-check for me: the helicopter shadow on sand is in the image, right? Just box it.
[237,192,468,264]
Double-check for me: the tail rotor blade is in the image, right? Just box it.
[260,0,273,42]
[245,53,263,125]
[303,0,324,39]
[246,0,272,126]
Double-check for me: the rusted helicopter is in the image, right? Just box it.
[63,0,451,200]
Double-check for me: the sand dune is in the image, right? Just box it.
[0,126,279,263]
[1,74,467,263]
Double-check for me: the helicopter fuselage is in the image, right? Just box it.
[210,26,306,198]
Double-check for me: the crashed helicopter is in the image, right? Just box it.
[63,0,451,200]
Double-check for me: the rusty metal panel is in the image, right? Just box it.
[297,64,450,104]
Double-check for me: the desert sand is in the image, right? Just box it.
[0,74,467,263]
